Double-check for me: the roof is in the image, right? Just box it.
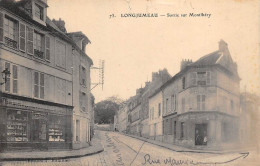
[189,51,221,67]
[0,0,93,65]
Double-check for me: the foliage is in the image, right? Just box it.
[94,96,124,124]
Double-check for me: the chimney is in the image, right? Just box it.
[180,59,192,70]
[219,39,228,52]
[152,72,159,82]
[52,18,67,33]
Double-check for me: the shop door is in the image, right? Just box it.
[195,124,207,145]
[32,119,47,142]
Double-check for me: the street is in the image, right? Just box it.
[1,130,259,166]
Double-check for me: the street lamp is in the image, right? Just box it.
[0,68,11,85]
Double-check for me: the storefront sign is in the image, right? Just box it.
[32,113,47,120]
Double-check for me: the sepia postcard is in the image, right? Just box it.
[0,0,259,166]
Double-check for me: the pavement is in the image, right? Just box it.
[0,136,104,162]
[124,133,256,154]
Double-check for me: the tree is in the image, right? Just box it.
[94,96,124,124]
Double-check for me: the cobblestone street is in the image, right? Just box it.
[1,130,259,166]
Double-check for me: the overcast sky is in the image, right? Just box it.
[48,0,260,102]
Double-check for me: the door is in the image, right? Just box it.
[195,124,207,145]
[32,119,47,142]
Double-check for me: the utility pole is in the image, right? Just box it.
[90,60,105,91]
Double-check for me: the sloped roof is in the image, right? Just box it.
[189,51,222,67]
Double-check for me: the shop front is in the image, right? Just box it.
[0,95,73,151]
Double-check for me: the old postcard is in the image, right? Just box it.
[0,0,259,165]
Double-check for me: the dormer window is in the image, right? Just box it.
[35,4,44,20]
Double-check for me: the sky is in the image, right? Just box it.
[47,0,260,102]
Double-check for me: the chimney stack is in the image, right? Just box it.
[52,18,67,33]
[180,59,192,70]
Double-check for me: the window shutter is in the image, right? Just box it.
[12,65,18,93]
[40,73,44,99]
[0,12,3,43]
[5,62,11,92]
[45,36,50,61]
[19,23,26,52]
[26,26,34,55]
[206,72,211,85]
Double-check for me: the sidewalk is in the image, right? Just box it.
[0,137,104,161]
[124,133,253,154]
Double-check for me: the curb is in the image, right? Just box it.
[123,133,248,155]
[0,147,104,162]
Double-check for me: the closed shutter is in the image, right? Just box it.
[45,36,50,61]
[34,72,39,97]
[12,65,18,93]
[5,62,10,92]
[40,73,44,99]
[19,23,26,52]
[0,12,3,43]
[190,72,197,86]
[26,26,34,55]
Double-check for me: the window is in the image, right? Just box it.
[4,16,18,49]
[190,72,197,86]
[174,121,177,138]
[35,3,44,20]
[48,115,65,142]
[56,41,66,68]
[4,62,18,94]
[34,31,44,59]
[80,92,87,112]
[171,94,176,111]
[181,122,184,139]
[182,77,186,89]
[45,36,50,61]
[56,78,66,103]
[34,72,44,99]
[158,103,161,117]
[4,62,11,92]
[165,98,169,113]
[26,26,34,55]
[230,100,234,112]
[182,98,185,113]
[76,120,80,141]
[197,71,211,86]
[197,95,206,111]
[80,65,87,86]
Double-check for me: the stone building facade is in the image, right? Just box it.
[0,0,93,151]
[161,40,240,150]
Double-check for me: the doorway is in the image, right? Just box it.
[32,119,47,142]
[195,124,207,145]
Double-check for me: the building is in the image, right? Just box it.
[161,40,240,150]
[117,102,128,133]
[0,0,93,151]
[148,89,163,141]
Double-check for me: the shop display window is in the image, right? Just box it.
[48,115,65,142]
[6,110,29,142]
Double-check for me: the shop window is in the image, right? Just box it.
[6,110,29,142]
[48,115,65,142]
[4,16,18,49]
[174,121,177,138]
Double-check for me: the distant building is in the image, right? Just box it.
[117,102,128,133]
[148,90,163,141]
[0,0,93,151]
[161,40,240,149]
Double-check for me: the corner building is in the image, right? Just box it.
[162,40,240,150]
[0,0,93,151]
